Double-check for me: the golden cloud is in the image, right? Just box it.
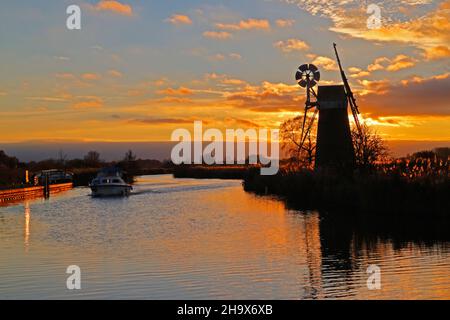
[330,1,450,56]
[73,97,104,109]
[367,57,390,72]
[274,39,310,53]
[386,54,417,72]
[203,31,232,40]
[276,19,295,28]
[423,45,450,60]
[108,70,123,78]
[82,73,101,81]
[215,19,270,31]
[94,1,133,16]
[158,87,194,96]
[311,56,338,71]
[165,14,193,25]
[358,73,450,116]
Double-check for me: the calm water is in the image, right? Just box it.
[0,175,449,299]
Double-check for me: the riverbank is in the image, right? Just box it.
[0,183,73,205]
[243,167,449,217]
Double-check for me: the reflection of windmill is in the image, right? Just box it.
[295,44,358,169]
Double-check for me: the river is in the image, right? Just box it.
[0,175,449,299]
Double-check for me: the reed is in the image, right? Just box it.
[243,166,449,216]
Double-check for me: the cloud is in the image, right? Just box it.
[209,53,226,61]
[203,31,232,40]
[311,56,338,71]
[220,78,247,86]
[349,69,371,78]
[108,70,123,78]
[224,81,302,113]
[386,54,417,72]
[155,97,194,104]
[128,117,195,125]
[288,1,450,56]
[357,79,391,96]
[225,117,261,128]
[25,96,70,102]
[229,53,242,60]
[73,97,103,109]
[366,55,417,73]
[165,14,192,25]
[358,73,450,116]
[93,1,133,16]
[423,45,450,60]
[55,73,76,80]
[276,19,295,28]
[82,73,101,81]
[53,56,70,61]
[215,19,270,31]
[203,73,248,87]
[367,57,390,72]
[274,39,310,53]
[158,87,194,96]
[209,52,242,61]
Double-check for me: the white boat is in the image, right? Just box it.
[89,168,132,197]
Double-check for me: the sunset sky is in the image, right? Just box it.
[1,0,449,149]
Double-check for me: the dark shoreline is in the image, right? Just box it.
[169,165,449,218]
[243,167,449,217]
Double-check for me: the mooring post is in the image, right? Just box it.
[44,174,50,198]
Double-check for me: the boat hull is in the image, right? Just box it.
[90,184,132,197]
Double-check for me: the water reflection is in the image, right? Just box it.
[24,201,30,251]
[0,175,448,299]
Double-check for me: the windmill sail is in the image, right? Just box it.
[333,43,363,137]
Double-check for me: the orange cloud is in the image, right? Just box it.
[386,55,417,72]
[94,1,133,16]
[203,31,232,40]
[310,56,338,71]
[229,53,242,60]
[73,97,103,109]
[327,1,450,56]
[165,14,192,25]
[276,19,295,28]
[423,46,450,61]
[349,68,371,79]
[108,70,123,78]
[367,57,390,72]
[82,73,101,81]
[216,19,270,31]
[358,79,391,96]
[158,87,193,96]
[356,73,450,117]
[225,117,261,128]
[55,73,76,80]
[224,81,302,113]
[274,39,309,53]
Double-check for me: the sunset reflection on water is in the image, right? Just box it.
[0,175,448,299]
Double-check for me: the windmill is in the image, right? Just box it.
[295,44,359,169]
[295,64,321,153]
